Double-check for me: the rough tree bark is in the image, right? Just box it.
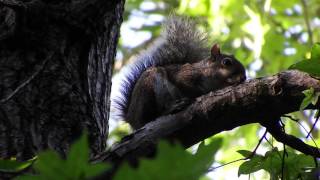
[0,0,125,160]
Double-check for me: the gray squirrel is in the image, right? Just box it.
[113,16,246,129]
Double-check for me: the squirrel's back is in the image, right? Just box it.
[113,16,210,120]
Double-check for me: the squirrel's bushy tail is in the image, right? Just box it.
[151,16,209,65]
[112,16,209,120]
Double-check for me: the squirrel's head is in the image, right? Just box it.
[210,44,246,85]
[193,44,246,94]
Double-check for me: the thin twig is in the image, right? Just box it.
[207,158,244,171]
[0,52,53,104]
[250,129,268,156]
[301,0,314,45]
[265,118,320,157]
[208,129,268,171]
[307,112,320,138]
[283,114,319,149]
[264,136,274,148]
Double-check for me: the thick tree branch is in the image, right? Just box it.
[94,70,320,169]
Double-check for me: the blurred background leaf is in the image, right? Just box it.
[16,133,110,180]
[114,139,222,180]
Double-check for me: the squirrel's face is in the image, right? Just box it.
[212,54,246,85]
[193,44,246,94]
[210,44,246,85]
[195,55,245,93]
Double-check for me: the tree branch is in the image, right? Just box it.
[93,70,320,171]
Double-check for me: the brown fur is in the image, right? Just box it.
[126,52,246,129]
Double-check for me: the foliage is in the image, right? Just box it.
[299,87,320,111]
[238,148,316,179]
[290,43,320,77]
[113,138,222,180]
[15,132,109,180]
[118,0,320,75]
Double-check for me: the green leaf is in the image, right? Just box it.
[15,175,43,180]
[289,59,320,77]
[18,132,109,180]
[311,43,320,60]
[114,139,222,180]
[237,150,265,176]
[312,93,320,105]
[33,151,66,180]
[194,138,222,170]
[300,88,320,110]
[300,88,315,110]
[0,158,34,172]
[260,148,282,178]
[82,163,110,178]
[284,152,314,179]
[289,43,320,77]
[66,131,89,178]
[238,148,315,179]
[113,163,136,180]
[238,155,264,176]
[263,149,315,179]
[237,150,252,158]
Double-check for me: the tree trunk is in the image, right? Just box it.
[0,0,125,160]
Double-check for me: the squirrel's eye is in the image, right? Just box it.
[222,58,233,66]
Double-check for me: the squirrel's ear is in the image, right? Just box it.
[211,44,220,58]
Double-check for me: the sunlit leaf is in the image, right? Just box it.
[299,88,320,110]
[289,59,320,77]
[311,43,320,60]
[289,44,320,77]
